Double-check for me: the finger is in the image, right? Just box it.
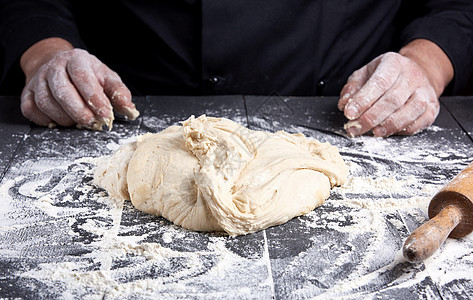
[397,112,437,136]
[338,67,370,111]
[398,96,439,136]
[66,52,113,120]
[47,68,97,127]
[371,87,434,137]
[34,77,75,127]
[20,87,55,127]
[344,54,401,120]
[344,76,413,136]
[101,68,139,120]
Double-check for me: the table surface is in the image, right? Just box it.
[0,95,472,299]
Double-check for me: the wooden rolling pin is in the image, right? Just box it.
[403,162,473,262]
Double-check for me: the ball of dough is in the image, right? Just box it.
[94,115,348,236]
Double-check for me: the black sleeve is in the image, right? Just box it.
[398,0,473,95]
[0,0,83,91]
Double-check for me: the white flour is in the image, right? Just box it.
[0,113,472,299]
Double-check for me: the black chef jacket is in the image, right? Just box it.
[1,0,473,96]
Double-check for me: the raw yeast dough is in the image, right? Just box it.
[94,115,348,236]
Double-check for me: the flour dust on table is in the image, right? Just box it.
[94,115,349,236]
[2,95,473,299]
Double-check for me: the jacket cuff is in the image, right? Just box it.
[1,15,83,83]
[400,16,473,95]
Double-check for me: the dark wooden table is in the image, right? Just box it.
[0,95,472,299]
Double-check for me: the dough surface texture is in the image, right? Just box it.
[94,115,348,236]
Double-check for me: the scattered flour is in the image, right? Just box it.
[0,113,472,299]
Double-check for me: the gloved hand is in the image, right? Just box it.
[338,52,439,137]
[20,38,139,130]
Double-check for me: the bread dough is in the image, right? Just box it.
[94,115,348,236]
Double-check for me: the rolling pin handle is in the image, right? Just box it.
[403,205,462,262]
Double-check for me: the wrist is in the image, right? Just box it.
[399,39,454,97]
[20,37,74,82]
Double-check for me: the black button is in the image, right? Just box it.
[316,80,326,96]
[208,77,219,85]
[205,76,224,90]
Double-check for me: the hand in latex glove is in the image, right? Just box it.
[338,52,439,137]
[20,38,139,130]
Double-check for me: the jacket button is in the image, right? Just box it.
[205,76,224,90]
[208,76,219,85]
[316,80,326,95]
